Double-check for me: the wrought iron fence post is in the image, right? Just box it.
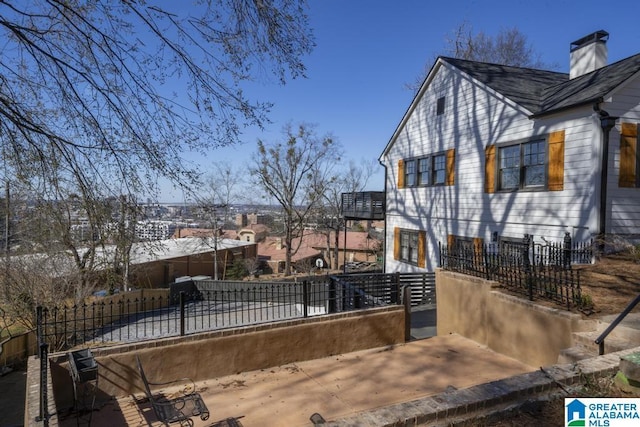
[36,342,49,424]
[354,287,362,309]
[523,234,533,300]
[563,232,572,269]
[179,291,185,336]
[36,306,43,358]
[302,281,309,318]
[328,277,337,314]
[402,285,412,342]
[391,272,400,304]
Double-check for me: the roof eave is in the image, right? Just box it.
[528,97,604,119]
[379,58,448,160]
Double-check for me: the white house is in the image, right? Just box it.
[379,30,640,272]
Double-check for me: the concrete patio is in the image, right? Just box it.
[66,334,534,427]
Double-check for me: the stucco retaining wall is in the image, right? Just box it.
[436,270,588,367]
[48,306,405,408]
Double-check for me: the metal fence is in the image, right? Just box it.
[439,234,590,310]
[36,272,435,351]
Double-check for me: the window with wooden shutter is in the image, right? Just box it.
[485,145,496,193]
[620,123,638,188]
[446,149,455,186]
[395,228,425,266]
[399,150,453,188]
[548,130,565,191]
[490,130,564,192]
[397,160,405,188]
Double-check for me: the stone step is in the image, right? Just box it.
[557,345,597,364]
[572,330,636,354]
[595,316,640,343]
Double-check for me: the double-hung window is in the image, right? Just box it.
[418,158,430,185]
[485,130,565,193]
[498,139,546,190]
[400,230,419,264]
[433,153,446,185]
[394,227,426,267]
[399,150,454,188]
[404,159,417,187]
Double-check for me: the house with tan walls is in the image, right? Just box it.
[379,30,640,272]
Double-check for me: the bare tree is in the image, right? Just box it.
[315,159,376,269]
[250,123,341,276]
[0,1,313,320]
[203,162,246,226]
[0,1,313,200]
[407,22,552,91]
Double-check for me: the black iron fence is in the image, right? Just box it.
[36,273,435,351]
[439,234,592,310]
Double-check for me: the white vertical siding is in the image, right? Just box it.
[382,63,601,272]
[607,76,640,237]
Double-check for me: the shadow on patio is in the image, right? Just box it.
[72,334,532,427]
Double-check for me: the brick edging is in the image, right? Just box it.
[324,346,640,426]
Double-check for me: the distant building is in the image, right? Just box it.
[237,224,269,243]
[135,221,177,241]
[235,213,247,227]
[256,230,381,274]
[128,237,256,287]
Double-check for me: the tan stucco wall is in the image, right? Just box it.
[50,306,405,405]
[436,270,587,367]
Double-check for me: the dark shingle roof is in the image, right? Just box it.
[441,53,640,116]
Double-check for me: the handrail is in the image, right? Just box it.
[594,293,640,355]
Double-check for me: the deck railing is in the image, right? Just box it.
[36,272,434,351]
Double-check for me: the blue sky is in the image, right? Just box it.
[165,0,640,203]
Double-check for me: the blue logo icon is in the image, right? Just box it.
[566,399,586,426]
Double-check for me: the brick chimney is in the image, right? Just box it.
[570,30,608,79]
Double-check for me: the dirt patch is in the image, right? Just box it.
[576,252,640,316]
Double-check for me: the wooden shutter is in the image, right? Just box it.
[484,145,496,193]
[417,231,426,268]
[393,227,401,260]
[447,234,456,249]
[548,130,565,191]
[620,123,638,188]
[397,160,405,188]
[446,149,455,186]
[473,237,484,264]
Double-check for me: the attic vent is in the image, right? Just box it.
[436,96,445,115]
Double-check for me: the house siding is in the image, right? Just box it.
[607,75,640,237]
[382,62,604,272]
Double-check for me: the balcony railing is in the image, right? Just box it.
[341,191,385,220]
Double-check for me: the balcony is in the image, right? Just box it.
[341,191,385,220]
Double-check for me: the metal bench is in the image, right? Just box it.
[136,356,210,426]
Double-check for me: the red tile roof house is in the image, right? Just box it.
[257,230,381,275]
[379,30,640,272]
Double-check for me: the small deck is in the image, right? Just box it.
[341,191,385,220]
